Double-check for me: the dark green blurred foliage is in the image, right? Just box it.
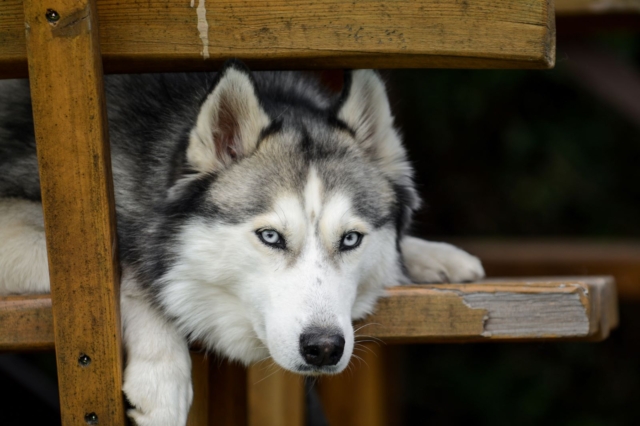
[389,38,640,237]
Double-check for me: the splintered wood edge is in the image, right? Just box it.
[361,276,618,343]
[0,277,617,351]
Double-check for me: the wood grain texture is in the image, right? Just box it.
[22,0,125,422]
[0,277,618,352]
[363,277,617,343]
[452,239,640,301]
[247,362,305,426]
[187,352,210,426]
[0,294,53,351]
[317,342,388,426]
[209,358,248,426]
[0,0,555,78]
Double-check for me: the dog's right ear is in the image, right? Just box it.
[187,60,270,173]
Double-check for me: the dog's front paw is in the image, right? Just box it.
[401,236,485,283]
[123,357,193,426]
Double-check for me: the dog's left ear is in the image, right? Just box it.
[187,60,270,173]
[336,70,421,224]
[335,70,410,182]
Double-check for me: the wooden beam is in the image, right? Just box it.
[0,294,53,351]
[452,239,640,301]
[247,362,305,426]
[208,358,248,426]
[22,0,125,423]
[0,277,618,352]
[187,352,210,426]
[361,277,617,343]
[194,357,305,426]
[0,0,555,78]
[316,343,389,426]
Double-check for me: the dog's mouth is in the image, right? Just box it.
[294,364,344,376]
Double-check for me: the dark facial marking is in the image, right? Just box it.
[256,119,283,148]
[164,173,217,218]
[327,115,356,137]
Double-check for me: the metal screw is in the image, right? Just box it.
[78,354,91,367]
[84,412,98,425]
[45,9,60,23]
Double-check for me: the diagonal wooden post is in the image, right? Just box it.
[22,0,125,424]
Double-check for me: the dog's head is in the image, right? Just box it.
[158,61,418,374]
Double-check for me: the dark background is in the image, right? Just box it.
[1,23,639,426]
[387,30,640,426]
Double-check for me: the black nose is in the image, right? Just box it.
[300,330,345,367]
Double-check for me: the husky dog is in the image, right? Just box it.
[0,60,483,425]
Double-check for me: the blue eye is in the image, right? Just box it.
[340,232,363,251]
[257,229,286,249]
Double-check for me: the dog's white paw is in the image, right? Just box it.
[123,357,193,426]
[121,285,194,426]
[401,236,485,283]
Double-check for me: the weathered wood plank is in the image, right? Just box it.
[0,294,53,351]
[364,277,617,343]
[0,277,618,352]
[0,0,555,78]
[22,0,125,423]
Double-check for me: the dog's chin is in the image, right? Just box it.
[266,349,351,376]
[293,364,345,376]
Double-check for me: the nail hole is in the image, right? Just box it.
[45,9,60,24]
[84,412,98,425]
[78,354,91,367]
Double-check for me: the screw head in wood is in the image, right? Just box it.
[45,9,60,23]
[78,354,91,367]
[84,412,98,424]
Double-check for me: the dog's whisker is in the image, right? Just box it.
[355,344,378,356]
[354,339,384,349]
[256,359,278,373]
[252,366,283,386]
[350,353,370,370]
[354,335,386,345]
[254,355,273,364]
[352,322,381,334]
[352,346,376,357]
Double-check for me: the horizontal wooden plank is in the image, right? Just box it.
[450,239,640,301]
[556,0,640,15]
[0,277,617,352]
[362,276,617,343]
[0,0,554,78]
[0,294,53,351]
